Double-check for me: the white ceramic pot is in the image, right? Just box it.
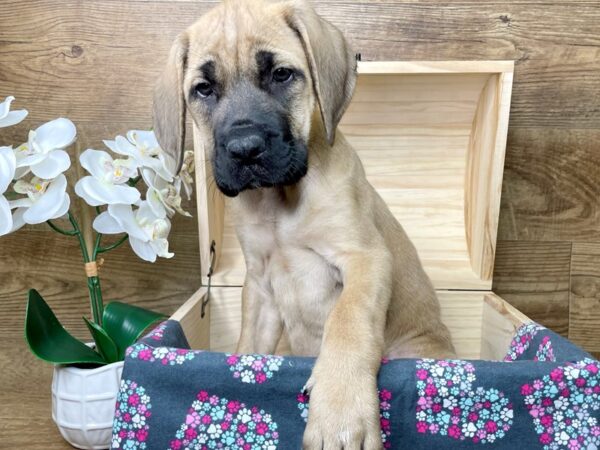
[52,361,124,450]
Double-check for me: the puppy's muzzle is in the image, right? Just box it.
[212,105,308,197]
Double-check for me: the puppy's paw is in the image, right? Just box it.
[302,368,382,450]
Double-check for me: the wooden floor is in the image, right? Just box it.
[0,0,599,448]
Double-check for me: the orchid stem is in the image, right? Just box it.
[92,232,103,260]
[89,276,104,326]
[46,220,78,236]
[91,231,105,325]
[48,208,125,327]
[68,212,91,263]
[92,206,103,261]
[90,206,104,324]
[96,235,128,254]
[89,206,128,325]
[67,212,102,325]
[48,211,106,325]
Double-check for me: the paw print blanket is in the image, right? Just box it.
[112,320,599,450]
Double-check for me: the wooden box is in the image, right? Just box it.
[170,60,530,362]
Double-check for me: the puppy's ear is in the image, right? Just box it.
[153,32,189,175]
[285,1,357,145]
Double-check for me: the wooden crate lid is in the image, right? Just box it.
[194,61,514,291]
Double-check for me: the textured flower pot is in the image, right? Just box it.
[52,360,124,450]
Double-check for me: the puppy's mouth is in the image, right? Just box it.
[213,144,308,197]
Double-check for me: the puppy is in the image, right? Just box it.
[153,0,456,448]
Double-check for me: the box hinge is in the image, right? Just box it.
[201,240,216,318]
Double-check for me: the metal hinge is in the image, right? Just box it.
[201,240,216,318]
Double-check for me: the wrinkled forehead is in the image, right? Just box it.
[185,1,307,80]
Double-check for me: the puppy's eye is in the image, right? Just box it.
[194,82,213,98]
[272,67,294,83]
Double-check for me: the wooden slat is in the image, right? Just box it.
[193,126,225,276]
[171,287,210,349]
[0,1,599,128]
[205,287,486,359]
[569,243,600,353]
[437,291,485,360]
[498,128,600,242]
[493,240,572,335]
[480,293,531,360]
[0,0,209,124]
[208,287,244,353]
[466,71,513,281]
[358,60,514,74]
[0,338,71,449]
[128,0,600,4]
[320,3,600,129]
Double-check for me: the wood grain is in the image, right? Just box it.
[466,70,513,281]
[569,243,600,353]
[171,287,210,350]
[0,223,200,335]
[1,336,72,449]
[498,128,600,242]
[193,125,225,277]
[493,240,572,336]
[481,293,531,360]
[0,1,599,128]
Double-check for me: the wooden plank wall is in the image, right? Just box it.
[0,1,598,447]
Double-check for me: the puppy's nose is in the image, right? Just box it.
[226,133,265,163]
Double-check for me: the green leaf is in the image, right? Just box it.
[25,289,106,366]
[83,317,119,364]
[102,302,166,359]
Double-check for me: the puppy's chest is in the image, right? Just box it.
[237,211,342,347]
[243,217,341,297]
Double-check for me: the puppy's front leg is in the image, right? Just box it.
[303,248,392,450]
[236,275,283,354]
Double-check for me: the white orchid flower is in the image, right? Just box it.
[74,149,140,206]
[93,201,174,262]
[0,96,28,128]
[142,168,191,218]
[104,130,173,182]
[13,118,75,179]
[0,147,16,235]
[10,174,70,231]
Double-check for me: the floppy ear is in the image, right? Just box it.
[153,32,189,175]
[285,1,357,145]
